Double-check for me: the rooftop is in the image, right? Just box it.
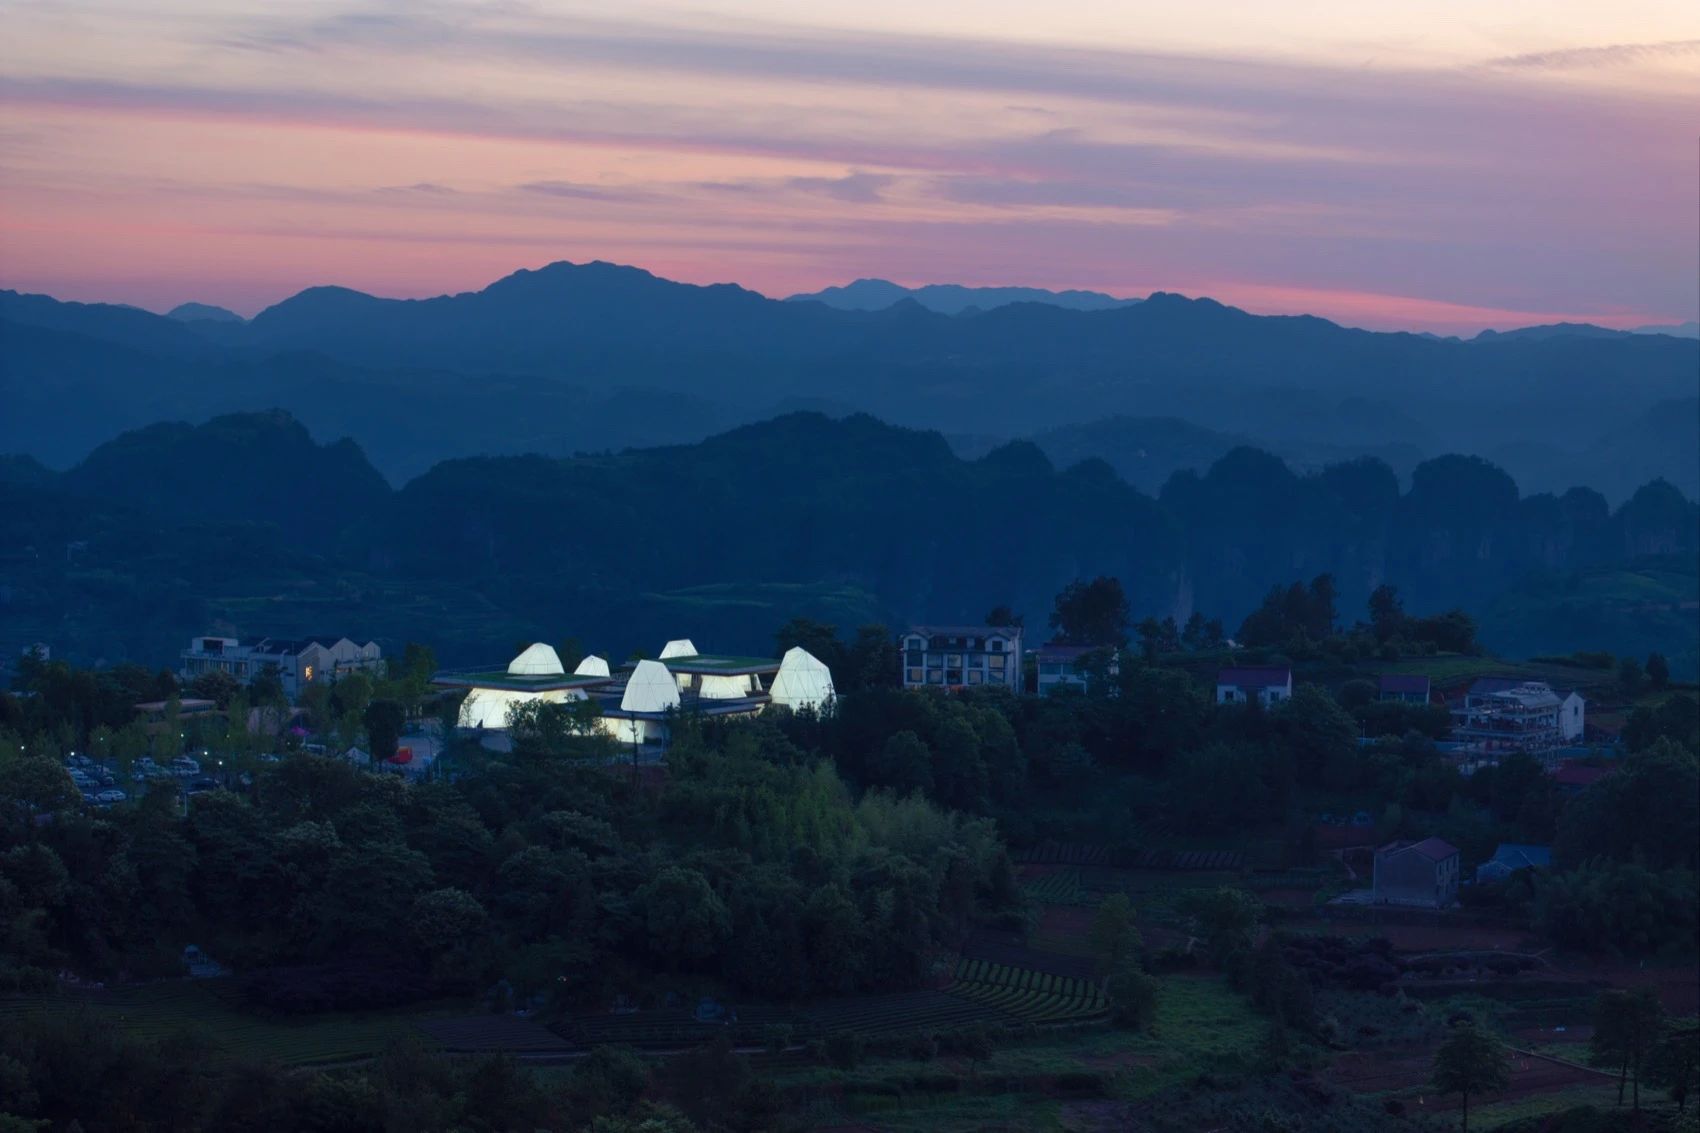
[1550,762,1615,788]
[431,669,610,692]
[1378,674,1431,694]
[1488,843,1553,869]
[908,625,1022,639]
[641,653,780,675]
[1381,836,1459,861]
[1218,666,1292,688]
[1036,641,1114,660]
[135,698,218,713]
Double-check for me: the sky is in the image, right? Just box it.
[1,1,1696,333]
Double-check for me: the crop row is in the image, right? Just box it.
[1021,868,1086,905]
[949,960,1106,1023]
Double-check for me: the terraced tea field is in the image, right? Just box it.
[948,960,1106,1024]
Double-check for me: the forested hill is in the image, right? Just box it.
[2,261,1695,497]
[2,410,1694,675]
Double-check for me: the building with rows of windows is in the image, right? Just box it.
[899,625,1024,692]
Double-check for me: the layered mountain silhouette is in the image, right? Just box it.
[5,410,1694,676]
[2,260,1694,499]
[786,278,1139,315]
[167,302,244,324]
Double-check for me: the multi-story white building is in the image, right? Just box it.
[900,625,1024,692]
[1450,678,1584,752]
[179,635,383,700]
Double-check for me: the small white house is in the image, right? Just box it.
[1215,667,1293,706]
[1559,691,1586,742]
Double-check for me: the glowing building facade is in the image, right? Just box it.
[432,637,835,748]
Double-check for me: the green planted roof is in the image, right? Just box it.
[649,654,779,673]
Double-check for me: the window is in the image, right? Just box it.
[988,654,1006,669]
[946,670,962,684]
[988,637,1005,651]
[926,670,943,684]
[303,665,315,681]
[947,653,962,667]
[905,649,923,666]
[967,670,983,684]
[906,668,924,684]
[905,637,925,651]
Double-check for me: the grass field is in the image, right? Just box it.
[0,980,449,1066]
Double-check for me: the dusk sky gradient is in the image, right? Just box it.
[2,0,1696,332]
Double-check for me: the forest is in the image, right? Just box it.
[2,410,1695,679]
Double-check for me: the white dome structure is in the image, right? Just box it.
[621,660,682,713]
[459,686,584,729]
[768,647,835,712]
[507,642,564,677]
[658,639,698,659]
[573,654,611,678]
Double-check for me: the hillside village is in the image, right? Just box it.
[3,575,1695,1132]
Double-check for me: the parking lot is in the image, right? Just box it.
[62,749,257,808]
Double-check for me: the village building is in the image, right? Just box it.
[1474,843,1552,884]
[1377,674,1431,703]
[1372,837,1461,908]
[178,634,383,700]
[1450,678,1584,753]
[1214,666,1293,706]
[900,625,1024,691]
[1034,642,1116,696]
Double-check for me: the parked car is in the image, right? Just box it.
[95,789,127,804]
[67,754,95,769]
[170,756,201,777]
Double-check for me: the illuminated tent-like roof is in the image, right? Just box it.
[621,660,682,713]
[508,642,564,676]
[659,639,698,659]
[768,647,835,711]
[574,654,611,678]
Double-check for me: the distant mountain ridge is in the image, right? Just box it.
[2,262,1694,500]
[786,277,1140,315]
[167,302,244,324]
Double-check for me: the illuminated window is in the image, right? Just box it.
[303,665,315,681]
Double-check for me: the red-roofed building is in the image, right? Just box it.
[1216,667,1293,707]
[1378,674,1432,704]
[1550,761,1615,792]
[1373,837,1460,908]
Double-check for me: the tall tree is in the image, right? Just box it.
[363,699,407,764]
[1049,576,1131,647]
[1089,893,1140,971]
[1431,1023,1511,1133]
[1645,1023,1699,1114]
[1368,583,1405,643]
[1591,987,1665,1110]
